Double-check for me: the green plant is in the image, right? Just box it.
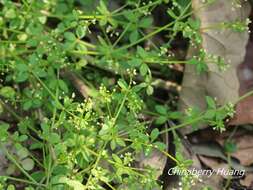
[0,0,251,190]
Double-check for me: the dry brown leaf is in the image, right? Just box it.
[179,0,251,134]
[199,156,231,179]
[137,148,167,177]
[136,125,169,179]
[240,173,253,188]
[230,41,253,125]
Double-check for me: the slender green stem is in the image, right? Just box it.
[84,142,107,189]
[115,1,192,51]
[123,138,179,165]
[114,78,132,120]
[235,89,253,104]
[40,10,104,20]
[0,176,46,187]
[112,22,131,47]
[159,114,204,134]
[70,50,100,56]
[0,40,26,44]
[1,144,37,184]
[112,0,163,17]
[117,21,175,51]
[31,71,77,118]
[77,39,96,49]
[160,89,253,135]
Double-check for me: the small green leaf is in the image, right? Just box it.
[188,18,201,30]
[112,154,122,164]
[154,142,166,151]
[139,17,153,28]
[59,177,85,190]
[63,41,75,50]
[23,100,33,110]
[17,147,29,159]
[99,123,110,136]
[146,85,153,95]
[204,110,216,119]
[5,9,16,19]
[0,123,10,142]
[48,133,61,144]
[117,79,128,90]
[206,96,216,109]
[140,64,149,76]
[155,105,167,115]
[58,79,68,92]
[16,63,28,72]
[17,33,28,41]
[168,112,182,119]
[188,58,198,65]
[150,128,159,142]
[224,140,237,153]
[19,135,28,142]
[38,16,47,24]
[110,139,116,150]
[34,68,47,78]
[7,185,15,190]
[129,30,139,43]
[128,58,142,67]
[124,11,137,22]
[21,158,34,171]
[16,72,29,82]
[137,46,147,58]
[76,26,87,39]
[0,86,15,99]
[116,138,126,147]
[155,116,167,125]
[64,32,76,41]
[31,171,46,182]
[76,59,88,70]
[167,9,178,19]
